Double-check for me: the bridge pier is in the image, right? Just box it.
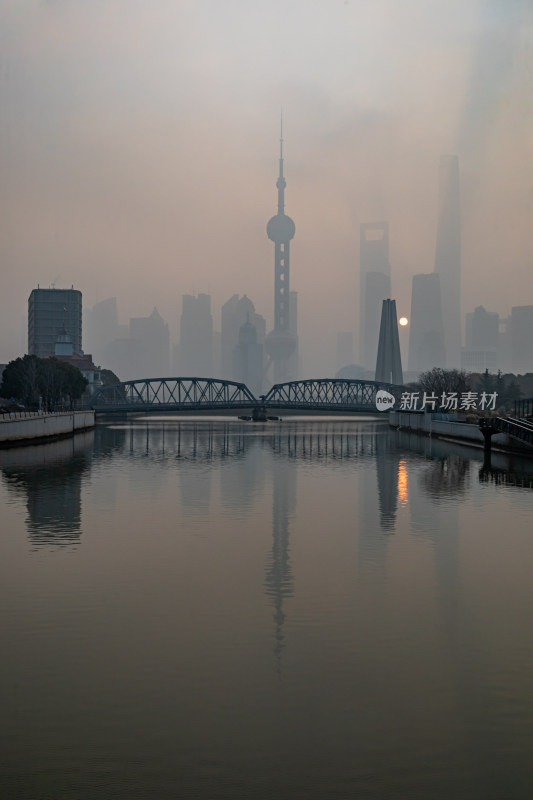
[479,421,498,458]
[252,405,268,422]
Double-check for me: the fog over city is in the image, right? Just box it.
[1,0,531,376]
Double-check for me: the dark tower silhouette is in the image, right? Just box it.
[434,155,461,367]
[265,116,297,384]
[375,299,403,384]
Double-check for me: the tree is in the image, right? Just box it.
[471,370,522,412]
[39,357,65,408]
[100,368,121,386]
[0,356,88,409]
[478,368,495,394]
[0,355,41,407]
[416,367,471,398]
[53,359,88,407]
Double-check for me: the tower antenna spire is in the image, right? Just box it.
[266,114,297,383]
[276,109,286,214]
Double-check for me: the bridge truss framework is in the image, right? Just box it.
[90,376,402,415]
[262,378,400,413]
[90,378,258,413]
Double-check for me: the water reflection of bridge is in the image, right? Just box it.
[3,423,531,554]
[96,420,389,464]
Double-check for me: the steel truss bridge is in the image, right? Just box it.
[90,377,402,416]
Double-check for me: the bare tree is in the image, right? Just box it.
[416,367,471,397]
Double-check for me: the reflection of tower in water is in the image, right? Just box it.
[357,428,400,576]
[264,456,295,667]
[376,438,400,532]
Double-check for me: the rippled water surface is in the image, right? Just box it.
[1,418,533,799]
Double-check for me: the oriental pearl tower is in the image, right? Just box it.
[265,118,297,384]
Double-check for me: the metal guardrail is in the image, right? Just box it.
[1,410,63,421]
[479,416,533,447]
[515,398,533,419]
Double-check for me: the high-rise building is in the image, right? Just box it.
[375,299,403,384]
[129,307,170,379]
[220,294,266,379]
[84,297,121,365]
[177,293,213,376]
[465,306,499,350]
[359,222,391,370]
[461,305,500,372]
[408,273,446,374]
[265,119,297,384]
[233,317,264,395]
[336,331,354,373]
[28,287,82,358]
[434,155,461,367]
[511,305,533,374]
[363,269,391,371]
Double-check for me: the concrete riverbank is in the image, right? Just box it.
[389,410,533,454]
[0,410,95,445]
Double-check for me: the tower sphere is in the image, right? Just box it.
[265,328,297,360]
[267,213,295,243]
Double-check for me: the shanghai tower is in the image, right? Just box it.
[434,154,461,367]
[265,119,297,384]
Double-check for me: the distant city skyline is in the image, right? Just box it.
[1,1,531,374]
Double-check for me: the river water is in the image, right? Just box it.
[1,418,533,799]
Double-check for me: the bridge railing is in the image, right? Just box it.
[479,415,533,447]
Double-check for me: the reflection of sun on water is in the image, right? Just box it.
[398,460,408,504]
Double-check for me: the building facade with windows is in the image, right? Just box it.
[28,288,82,358]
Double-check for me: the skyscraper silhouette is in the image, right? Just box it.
[220,294,265,379]
[177,293,213,376]
[434,155,461,367]
[511,305,533,373]
[129,307,170,378]
[359,222,391,370]
[408,273,446,374]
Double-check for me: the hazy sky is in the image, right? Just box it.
[1,0,532,371]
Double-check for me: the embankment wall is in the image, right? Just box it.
[0,411,95,445]
[389,411,532,453]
